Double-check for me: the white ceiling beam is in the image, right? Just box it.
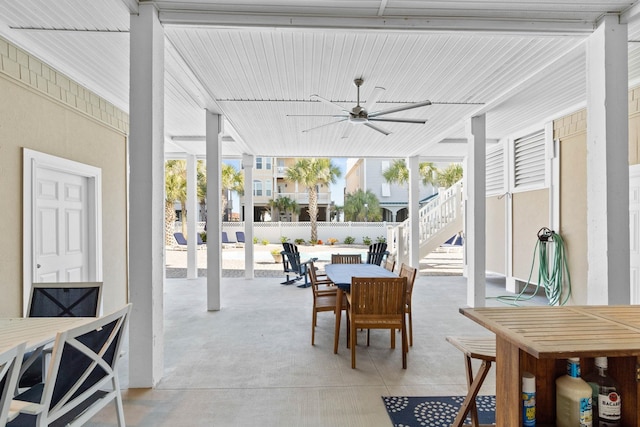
[159,12,595,35]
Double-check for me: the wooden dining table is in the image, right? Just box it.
[324,263,398,354]
[460,305,640,426]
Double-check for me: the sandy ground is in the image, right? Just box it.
[165,243,463,278]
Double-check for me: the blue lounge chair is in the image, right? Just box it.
[173,232,204,249]
[222,231,236,247]
[235,231,246,245]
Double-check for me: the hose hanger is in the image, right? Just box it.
[490,227,572,307]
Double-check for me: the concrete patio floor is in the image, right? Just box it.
[90,248,547,426]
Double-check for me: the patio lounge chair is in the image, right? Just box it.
[8,304,131,427]
[280,243,317,287]
[222,231,236,248]
[235,231,246,245]
[1,342,25,425]
[366,242,389,266]
[19,282,103,389]
[173,232,205,250]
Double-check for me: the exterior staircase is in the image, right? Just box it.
[388,180,464,265]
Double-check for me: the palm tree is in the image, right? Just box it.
[436,163,464,188]
[268,196,298,221]
[285,158,341,242]
[165,160,186,245]
[221,163,244,219]
[344,189,382,222]
[383,159,438,187]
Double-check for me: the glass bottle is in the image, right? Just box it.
[584,357,621,427]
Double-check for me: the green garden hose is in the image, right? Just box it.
[491,227,571,306]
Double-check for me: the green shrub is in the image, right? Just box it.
[294,238,305,245]
[362,236,372,246]
[253,236,259,244]
[376,236,386,244]
[344,236,355,244]
[280,236,290,243]
[200,232,207,243]
[261,239,269,245]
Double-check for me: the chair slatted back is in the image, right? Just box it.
[366,243,389,266]
[28,283,102,318]
[331,254,362,264]
[350,277,406,318]
[384,257,396,272]
[282,243,303,272]
[399,263,418,304]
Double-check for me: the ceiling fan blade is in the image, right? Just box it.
[287,114,348,117]
[364,86,385,112]
[341,123,354,139]
[369,100,432,118]
[369,117,427,124]
[364,122,391,136]
[310,94,350,114]
[302,118,348,133]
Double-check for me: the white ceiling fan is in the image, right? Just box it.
[291,78,432,138]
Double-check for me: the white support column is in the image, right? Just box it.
[206,111,222,311]
[408,156,420,269]
[586,15,630,305]
[186,154,198,279]
[466,115,487,308]
[242,154,255,279]
[128,3,164,387]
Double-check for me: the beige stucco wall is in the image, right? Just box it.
[0,37,129,316]
[486,196,506,274]
[556,111,588,304]
[512,189,549,282]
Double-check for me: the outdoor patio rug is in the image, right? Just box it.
[382,395,495,427]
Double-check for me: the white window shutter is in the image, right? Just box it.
[514,130,545,189]
[486,145,505,196]
[381,183,391,197]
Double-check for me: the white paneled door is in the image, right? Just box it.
[23,149,102,315]
[35,168,89,282]
[631,165,640,304]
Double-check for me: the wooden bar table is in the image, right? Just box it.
[460,305,640,426]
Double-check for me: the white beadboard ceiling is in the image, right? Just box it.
[0,0,639,159]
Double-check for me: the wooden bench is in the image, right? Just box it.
[445,336,496,427]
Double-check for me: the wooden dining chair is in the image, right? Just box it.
[347,276,407,369]
[331,253,362,264]
[399,263,418,346]
[308,262,345,345]
[384,256,396,272]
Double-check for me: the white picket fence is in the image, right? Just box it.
[175,180,462,253]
